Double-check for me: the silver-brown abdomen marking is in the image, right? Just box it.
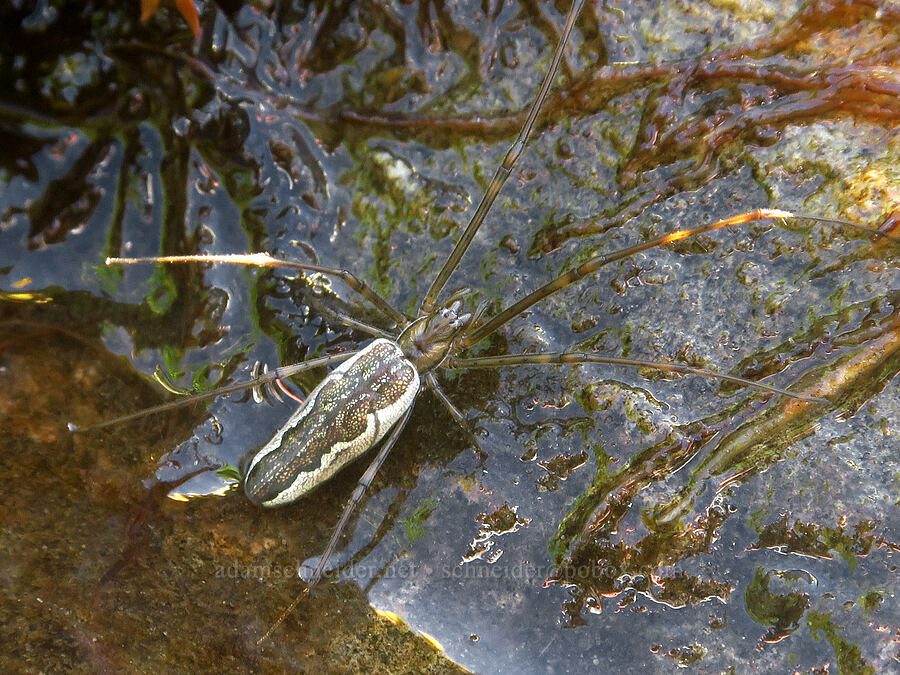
[243,339,420,506]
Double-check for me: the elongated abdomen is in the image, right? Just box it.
[244,339,420,507]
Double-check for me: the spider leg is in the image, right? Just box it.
[107,253,409,327]
[462,209,900,348]
[71,351,356,432]
[319,310,394,339]
[446,352,828,403]
[424,372,485,463]
[419,0,587,315]
[424,372,467,429]
[302,406,415,589]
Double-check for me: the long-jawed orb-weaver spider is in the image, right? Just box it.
[75,0,899,650]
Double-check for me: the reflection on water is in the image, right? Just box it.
[1,0,898,672]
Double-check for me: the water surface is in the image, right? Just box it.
[1,0,898,672]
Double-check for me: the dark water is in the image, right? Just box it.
[1,0,898,672]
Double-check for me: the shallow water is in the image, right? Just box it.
[1,0,898,672]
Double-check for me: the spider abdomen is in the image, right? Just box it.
[243,339,420,507]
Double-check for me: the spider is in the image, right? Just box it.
[77,0,898,645]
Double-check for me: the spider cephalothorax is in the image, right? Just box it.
[398,297,477,373]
